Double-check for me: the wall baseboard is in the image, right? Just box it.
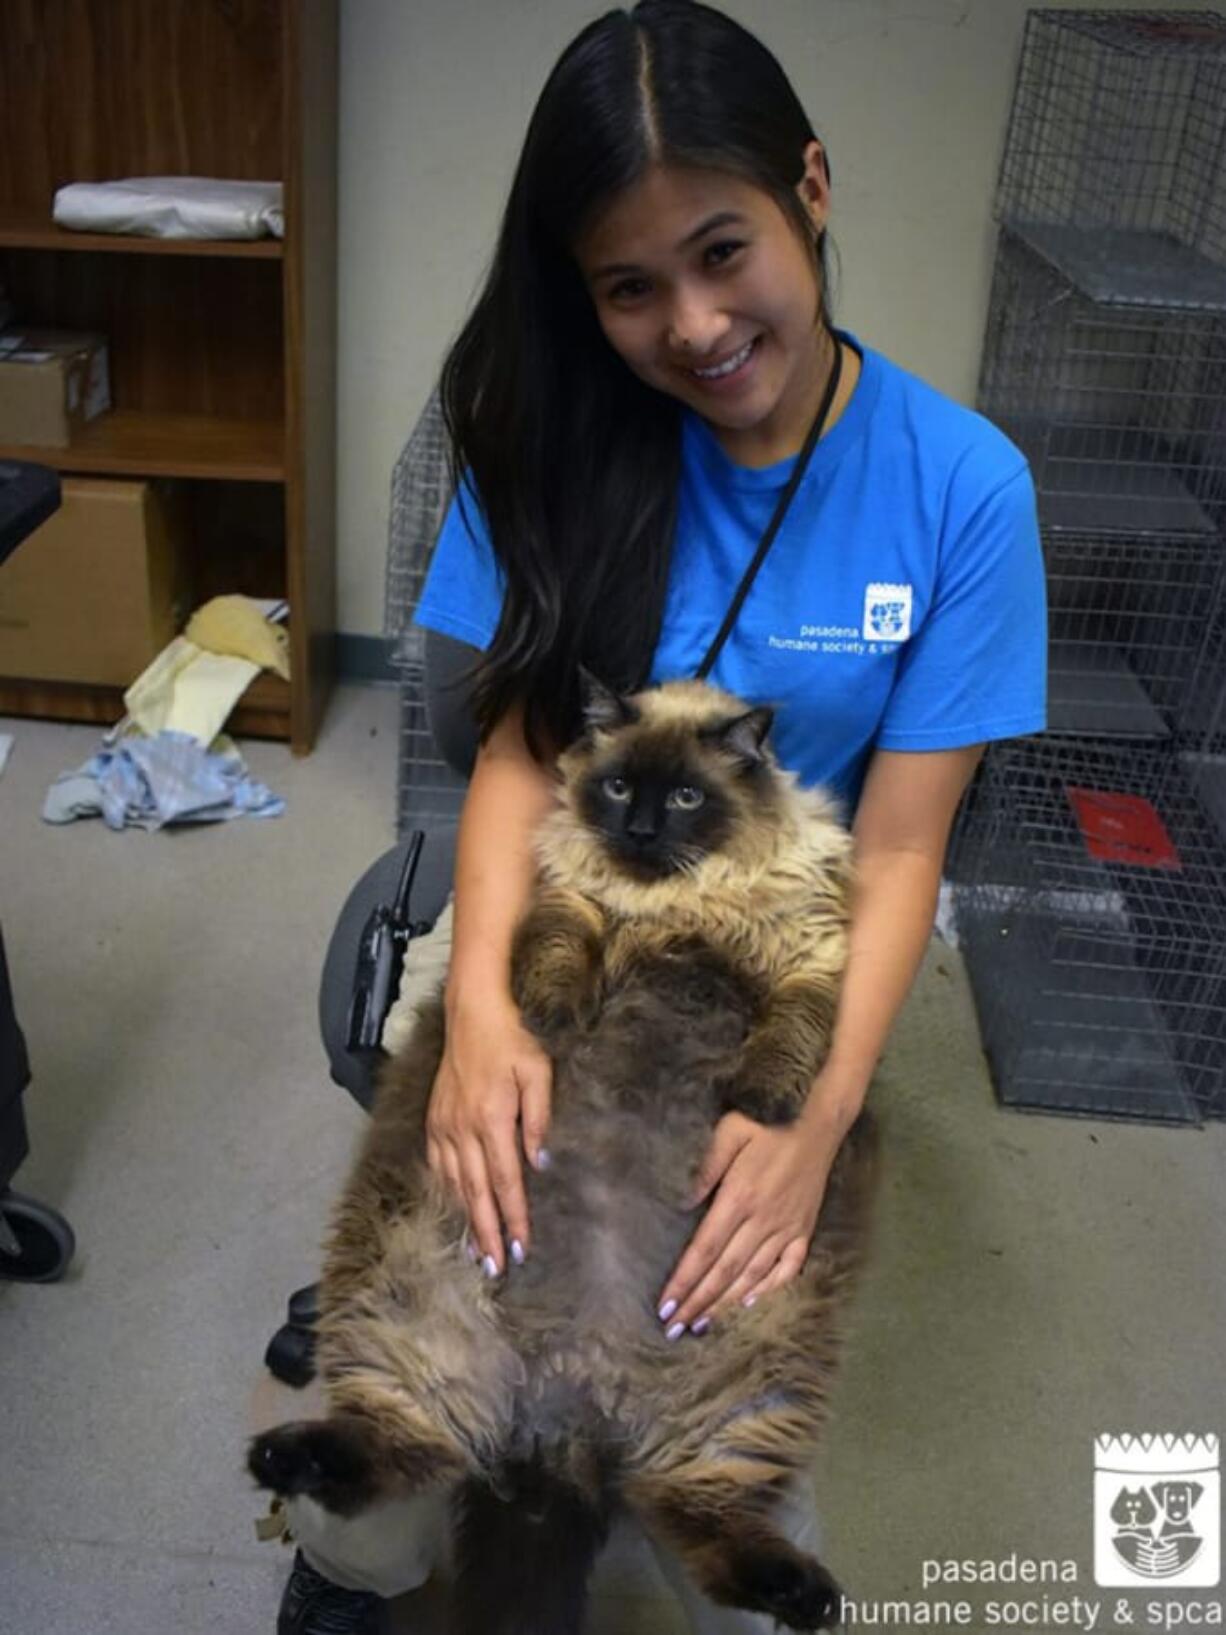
[336,634,397,685]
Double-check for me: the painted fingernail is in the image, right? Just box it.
[510,1239,525,1265]
[666,1321,686,1342]
[691,1317,711,1336]
[742,1292,757,1308]
[536,1148,552,1171]
[464,1238,478,1264]
[658,1298,678,1322]
[482,1254,500,1279]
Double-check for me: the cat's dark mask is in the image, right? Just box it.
[575,671,776,880]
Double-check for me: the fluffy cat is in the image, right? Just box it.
[249,675,879,1633]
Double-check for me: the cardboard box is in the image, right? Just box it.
[0,478,190,686]
[0,328,111,447]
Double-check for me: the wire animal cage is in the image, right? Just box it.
[996,10,1226,310]
[1044,530,1226,738]
[952,10,1226,1122]
[978,231,1226,538]
[955,736,1226,1122]
[384,388,468,837]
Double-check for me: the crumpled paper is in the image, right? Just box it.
[122,637,260,747]
[117,593,290,748]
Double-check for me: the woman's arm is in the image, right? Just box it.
[446,701,558,1011]
[801,741,984,1138]
[656,743,982,1334]
[426,702,559,1275]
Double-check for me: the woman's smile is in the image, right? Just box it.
[683,334,762,389]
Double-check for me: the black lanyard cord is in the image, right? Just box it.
[695,331,844,681]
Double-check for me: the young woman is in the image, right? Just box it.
[273,2,1045,1629]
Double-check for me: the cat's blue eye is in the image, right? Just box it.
[667,786,704,811]
[602,775,632,802]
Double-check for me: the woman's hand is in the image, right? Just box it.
[425,991,553,1277]
[655,1089,850,1338]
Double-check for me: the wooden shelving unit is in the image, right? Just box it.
[0,412,286,483]
[0,216,286,259]
[0,0,337,752]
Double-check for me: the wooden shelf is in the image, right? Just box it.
[0,215,283,259]
[0,0,337,753]
[0,672,292,742]
[0,411,284,482]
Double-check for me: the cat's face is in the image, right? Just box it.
[563,675,778,881]
[1111,1488,1157,1527]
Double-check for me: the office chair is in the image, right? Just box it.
[265,383,479,1381]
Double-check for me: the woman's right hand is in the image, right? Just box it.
[425,991,553,1277]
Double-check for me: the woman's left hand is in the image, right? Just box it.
[655,1102,842,1338]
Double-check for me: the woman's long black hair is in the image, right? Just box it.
[439,0,833,756]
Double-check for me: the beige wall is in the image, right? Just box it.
[336,0,1140,638]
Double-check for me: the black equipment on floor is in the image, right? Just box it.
[0,459,76,1282]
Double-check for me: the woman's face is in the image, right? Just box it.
[574,145,831,466]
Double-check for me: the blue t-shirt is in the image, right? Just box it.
[413,329,1047,814]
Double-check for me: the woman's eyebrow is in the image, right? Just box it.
[590,211,748,279]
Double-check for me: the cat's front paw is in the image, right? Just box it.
[718,1071,804,1127]
[736,1548,843,1630]
[247,1418,380,1516]
[520,974,602,1038]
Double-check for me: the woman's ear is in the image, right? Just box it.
[796,138,831,233]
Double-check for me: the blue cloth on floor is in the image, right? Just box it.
[43,730,285,831]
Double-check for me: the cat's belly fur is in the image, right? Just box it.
[497,1133,704,1455]
[325,953,816,1472]
[473,958,759,1460]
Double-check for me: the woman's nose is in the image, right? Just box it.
[666,292,730,358]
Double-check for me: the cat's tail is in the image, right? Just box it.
[449,1448,615,1635]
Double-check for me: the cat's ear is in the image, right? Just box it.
[706,707,775,766]
[578,667,639,734]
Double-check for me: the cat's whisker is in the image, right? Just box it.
[673,849,707,880]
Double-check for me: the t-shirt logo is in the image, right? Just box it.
[863,582,913,642]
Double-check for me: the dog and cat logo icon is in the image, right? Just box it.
[862,582,913,643]
[1094,1434,1220,1587]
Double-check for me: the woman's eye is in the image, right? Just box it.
[602,775,632,802]
[705,240,744,269]
[609,277,649,302]
[668,786,704,811]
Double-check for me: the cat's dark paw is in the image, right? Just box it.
[735,1549,843,1631]
[718,1075,803,1127]
[521,978,602,1038]
[247,1419,380,1516]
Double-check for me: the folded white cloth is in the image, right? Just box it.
[53,177,283,241]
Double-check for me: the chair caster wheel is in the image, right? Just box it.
[0,1189,75,1283]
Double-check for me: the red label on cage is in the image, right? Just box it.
[1125,19,1226,43]
[1065,787,1182,870]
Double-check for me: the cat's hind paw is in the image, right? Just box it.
[736,1549,843,1631]
[247,1418,380,1516]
